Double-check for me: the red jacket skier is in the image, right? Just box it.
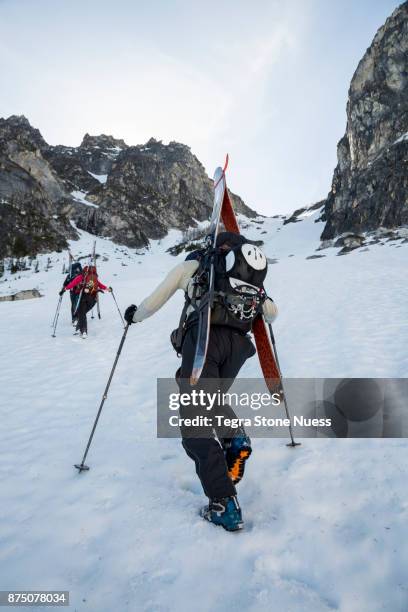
[60,266,111,338]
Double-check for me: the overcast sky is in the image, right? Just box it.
[0,0,401,214]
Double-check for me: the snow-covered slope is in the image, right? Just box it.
[1,215,407,611]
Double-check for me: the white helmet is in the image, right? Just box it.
[225,243,267,272]
[241,243,267,271]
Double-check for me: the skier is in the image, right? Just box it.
[124,231,278,531]
[60,266,112,338]
[61,261,83,325]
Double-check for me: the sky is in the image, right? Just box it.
[0,0,402,215]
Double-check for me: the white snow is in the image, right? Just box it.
[0,217,407,611]
[88,172,108,184]
[394,131,408,145]
[71,190,99,208]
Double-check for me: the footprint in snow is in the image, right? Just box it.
[160,453,177,461]
[178,479,201,495]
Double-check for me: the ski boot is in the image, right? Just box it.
[201,496,243,531]
[224,434,252,485]
[81,332,87,339]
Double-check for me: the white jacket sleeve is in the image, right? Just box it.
[262,298,278,323]
[133,260,199,323]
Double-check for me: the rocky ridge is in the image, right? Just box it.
[0,117,256,259]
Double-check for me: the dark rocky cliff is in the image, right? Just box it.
[321,2,408,240]
[0,116,77,258]
[0,118,256,258]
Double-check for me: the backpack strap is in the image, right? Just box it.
[172,296,191,356]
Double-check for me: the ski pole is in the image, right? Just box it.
[74,324,130,472]
[96,294,101,319]
[51,294,63,337]
[111,290,125,327]
[268,323,301,448]
[92,240,101,320]
[73,289,83,317]
[51,301,59,328]
[51,292,63,328]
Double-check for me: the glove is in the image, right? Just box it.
[263,297,278,323]
[124,304,138,325]
[59,289,64,296]
[108,286,113,292]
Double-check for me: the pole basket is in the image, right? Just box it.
[74,463,90,472]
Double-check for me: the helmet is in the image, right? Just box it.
[225,243,267,273]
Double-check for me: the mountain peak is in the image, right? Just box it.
[0,115,48,152]
[80,133,127,150]
[6,114,32,127]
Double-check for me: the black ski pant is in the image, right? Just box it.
[70,291,80,322]
[76,293,96,334]
[178,325,256,501]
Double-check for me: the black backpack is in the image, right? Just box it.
[170,232,268,354]
[63,261,83,290]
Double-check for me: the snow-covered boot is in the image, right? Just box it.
[81,332,87,339]
[224,435,252,484]
[201,496,243,532]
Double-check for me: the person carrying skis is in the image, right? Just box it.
[124,231,277,531]
[61,261,83,325]
[60,266,112,338]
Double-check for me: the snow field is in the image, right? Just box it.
[0,218,407,611]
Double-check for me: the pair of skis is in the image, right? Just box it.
[93,241,101,320]
[190,159,228,385]
[73,241,101,319]
[190,157,299,447]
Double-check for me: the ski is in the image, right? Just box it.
[190,159,228,385]
[220,165,300,446]
[219,167,281,389]
[93,240,101,320]
[68,251,73,277]
[73,247,92,317]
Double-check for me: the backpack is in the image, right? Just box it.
[64,261,83,292]
[170,232,268,354]
[70,262,82,277]
[82,265,99,296]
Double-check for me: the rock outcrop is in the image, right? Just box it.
[43,133,128,193]
[0,288,43,302]
[0,116,77,258]
[0,117,256,258]
[321,2,408,240]
[81,139,255,248]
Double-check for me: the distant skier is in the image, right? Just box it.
[124,232,277,531]
[60,265,111,338]
[61,261,83,325]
